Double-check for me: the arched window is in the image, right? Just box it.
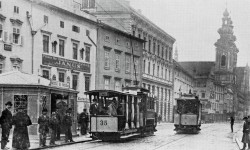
[221,55,226,66]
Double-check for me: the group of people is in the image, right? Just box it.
[0,101,32,150]
[0,100,77,150]
[38,108,74,147]
[89,98,119,116]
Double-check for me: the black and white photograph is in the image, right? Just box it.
[0,0,249,150]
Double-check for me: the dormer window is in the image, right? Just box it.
[14,6,19,14]
[82,0,95,9]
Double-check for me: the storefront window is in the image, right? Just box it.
[14,95,28,113]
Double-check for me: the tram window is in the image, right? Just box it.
[177,100,198,114]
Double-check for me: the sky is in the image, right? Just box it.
[128,0,250,67]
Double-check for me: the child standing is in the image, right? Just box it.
[38,109,50,147]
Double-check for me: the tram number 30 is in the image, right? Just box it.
[100,120,108,126]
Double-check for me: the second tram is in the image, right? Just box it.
[174,94,202,133]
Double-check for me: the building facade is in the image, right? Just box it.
[0,0,97,134]
[79,0,176,122]
[95,23,144,91]
[173,60,194,101]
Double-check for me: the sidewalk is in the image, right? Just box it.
[3,130,92,150]
[233,122,245,149]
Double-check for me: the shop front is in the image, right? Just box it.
[0,71,78,135]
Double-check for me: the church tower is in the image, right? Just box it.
[214,9,239,84]
[174,46,178,62]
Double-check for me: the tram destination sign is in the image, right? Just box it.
[42,54,90,73]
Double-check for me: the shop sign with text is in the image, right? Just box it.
[42,54,90,73]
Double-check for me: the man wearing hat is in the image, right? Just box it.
[63,109,74,143]
[38,108,50,147]
[78,109,89,135]
[89,99,98,116]
[0,101,13,150]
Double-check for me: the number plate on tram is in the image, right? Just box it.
[91,117,118,132]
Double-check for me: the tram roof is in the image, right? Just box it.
[84,90,126,96]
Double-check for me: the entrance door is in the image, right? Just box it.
[51,93,69,133]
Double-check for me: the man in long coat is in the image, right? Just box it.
[38,108,50,147]
[241,117,250,150]
[0,101,13,150]
[12,108,32,150]
[78,109,89,135]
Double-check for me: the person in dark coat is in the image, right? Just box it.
[55,108,61,140]
[0,101,13,150]
[12,108,32,150]
[230,116,234,132]
[49,111,59,146]
[63,109,74,143]
[38,109,50,147]
[89,99,98,116]
[241,117,250,150]
[78,109,89,135]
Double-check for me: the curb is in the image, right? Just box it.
[29,139,93,150]
[236,138,242,149]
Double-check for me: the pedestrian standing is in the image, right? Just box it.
[0,101,13,150]
[55,108,61,140]
[12,108,32,150]
[63,109,74,143]
[38,108,50,147]
[241,117,250,150]
[78,109,89,135]
[49,111,59,146]
[230,116,234,132]
[158,114,162,124]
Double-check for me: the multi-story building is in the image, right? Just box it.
[173,60,194,99]
[0,0,97,134]
[95,23,144,91]
[235,65,250,117]
[79,0,176,122]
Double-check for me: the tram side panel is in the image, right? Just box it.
[91,117,118,132]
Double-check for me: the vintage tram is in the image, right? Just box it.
[85,87,157,141]
[174,94,202,133]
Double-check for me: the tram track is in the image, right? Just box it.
[44,124,214,150]
[151,124,214,150]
